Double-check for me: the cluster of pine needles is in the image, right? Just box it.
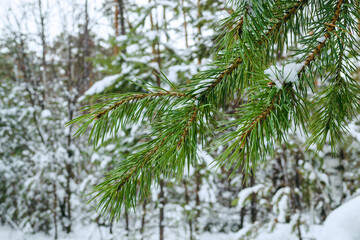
[68,0,360,219]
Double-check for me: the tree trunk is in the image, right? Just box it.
[38,0,47,84]
[114,0,119,36]
[227,171,232,208]
[293,152,302,210]
[65,102,73,233]
[117,0,126,36]
[37,0,47,109]
[194,170,201,235]
[159,179,165,240]
[197,0,202,65]
[239,207,246,229]
[53,182,58,240]
[163,6,169,41]
[250,171,257,223]
[184,180,193,240]
[296,215,303,240]
[140,201,147,240]
[114,0,119,54]
[125,208,129,236]
[83,0,90,90]
[115,0,126,54]
[109,217,114,234]
[65,163,72,233]
[325,150,344,209]
[181,0,189,48]
[148,0,161,87]
[239,173,247,229]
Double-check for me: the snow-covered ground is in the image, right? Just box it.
[318,195,360,240]
[0,223,321,240]
[2,195,360,240]
[0,224,233,240]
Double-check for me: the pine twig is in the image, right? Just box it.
[115,131,174,191]
[298,0,344,76]
[238,0,344,153]
[259,0,309,45]
[202,0,308,98]
[236,17,244,36]
[177,106,198,149]
[227,0,310,147]
[239,99,277,148]
[95,91,186,119]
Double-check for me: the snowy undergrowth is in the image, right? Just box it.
[0,223,318,240]
[2,195,360,240]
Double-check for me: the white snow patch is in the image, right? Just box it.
[319,195,360,240]
[265,62,305,88]
[198,181,217,203]
[348,120,360,142]
[317,36,326,42]
[40,109,52,119]
[197,148,214,165]
[116,35,127,42]
[237,184,264,207]
[84,74,121,96]
[145,30,158,41]
[272,187,291,222]
[193,79,214,97]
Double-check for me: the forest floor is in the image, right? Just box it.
[2,195,360,240]
[0,223,321,240]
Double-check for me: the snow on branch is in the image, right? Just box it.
[83,74,121,96]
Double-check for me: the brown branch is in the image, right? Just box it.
[95,91,186,119]
[116,131,174,191]
[239,99,277,148]
[298,0,344,77]
[259,0,308,45]
[177,107,198,149]
[115,107,200,191]
[202,0,308,98]
[236,17,244,36]
[115,107,199,192]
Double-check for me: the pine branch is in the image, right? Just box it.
[69,0,360,217]
[298,0,344,76]
[239,98,277,149]
[95,91,186,119]
[177,106,198,149]
[115,130,173,191]
[259,0,309,45]
[91,128,177,219]
[232,0,352,162]
[68,90,191,145]
[235,17,244,36]
[198,0,308,101]
[89,102,210,218]
[306,14,360,151]
[216,53,317,173]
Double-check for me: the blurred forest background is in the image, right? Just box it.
[1,0,360,240]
